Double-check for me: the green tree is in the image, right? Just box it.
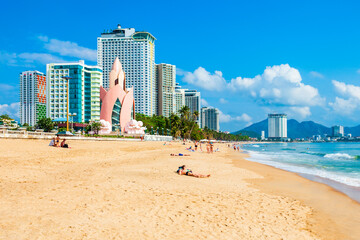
[0,114,12,120]
[36,118,54,132]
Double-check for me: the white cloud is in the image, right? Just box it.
[0,51,64,66]
[289,106,311,118]
[182,67,227,91]
[201,98,210,107]
[180,64,324,116]
[18,53,65,64]
[309,71,324,79]
[40,36,97,62]
[332,80,360,100]
[0,102,19,119]
[329,80,360,115]
[219,111,252,123]
[219,98,228,104]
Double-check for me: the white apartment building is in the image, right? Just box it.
[46,60,102,123]
[174,83,185,115]
[185,89,201,125]
[156,63,176,117]
[268,114,287,139]
[97,24,156,116]
[19,71,46,126]
[201,107,220,131]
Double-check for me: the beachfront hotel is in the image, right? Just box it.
[332,125,344,137]
[174,83,185,115]
[268,113,287,139]
[185,89,201,125]
[97,24,156,116]
[201,107,220,131]
[46,60,102,123]
[19,71,46,126]
[156,63,176,117]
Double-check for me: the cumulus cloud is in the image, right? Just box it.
[0,102,19,119]
[180,64,324,117]
[309,71,324,79]
[40,36,97,61]
[0,51,64,66]
[329,80,360,115]
[219,111,252,123]
[181,67,227,91]
[289,106,311,118]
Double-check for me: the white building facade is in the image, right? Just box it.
[184,89,201,125]
[46,60,102,123]
[268,114,287,139]
[97,24,156,116]
[19,71,46,126]
[201,107,220,131]
[156,63,176,117]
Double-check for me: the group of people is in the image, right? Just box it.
[49,136,69,148]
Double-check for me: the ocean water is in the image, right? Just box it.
[239,142,360,202]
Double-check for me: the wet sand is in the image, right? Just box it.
[0,139,359,239]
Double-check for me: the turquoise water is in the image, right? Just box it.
[240,143,360,197]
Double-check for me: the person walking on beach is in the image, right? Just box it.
[194,141,198,151]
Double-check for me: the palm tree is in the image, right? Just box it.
[189,110,199,138]
[179,106,190,120]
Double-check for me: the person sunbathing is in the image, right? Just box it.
[170,153,190,156]
[176,165,210,178]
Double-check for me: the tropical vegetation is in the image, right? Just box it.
[136,106,249,141]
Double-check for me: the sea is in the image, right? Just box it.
[239,142,360,203]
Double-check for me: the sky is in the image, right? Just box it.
[1,0,360,131]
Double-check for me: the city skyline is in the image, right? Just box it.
[1,0,360,132]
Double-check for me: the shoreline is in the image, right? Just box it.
[1,139,360,239]
[230,150,360,240]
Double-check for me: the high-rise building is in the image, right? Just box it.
[156,63,176,117]
[201,107,220,131]
[97,24,156,116]
[19,71,46,126]
[332,125,344,137]
[184,89,201,125]
[268,114,287,139]
[261,130,265,140]
[174,83,185,115]
[46,60,102,123]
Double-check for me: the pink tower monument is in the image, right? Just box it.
[99,58,136,134]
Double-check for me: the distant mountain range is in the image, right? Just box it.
[233,119,360,138]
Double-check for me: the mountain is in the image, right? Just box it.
[345,125,360,137]
[233,119,360,138]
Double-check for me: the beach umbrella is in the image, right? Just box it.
[200,139,209,142]
[56,131,74,136]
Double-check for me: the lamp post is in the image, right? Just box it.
[62,76,72,132]
[69,113,77,132]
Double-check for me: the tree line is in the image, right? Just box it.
[136,106,249,141]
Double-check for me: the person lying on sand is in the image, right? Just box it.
[176,165,210,178]
[170,153,190,156]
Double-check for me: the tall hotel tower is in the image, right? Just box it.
[19,71,46,126]
[156,63,176,117]
[268,113,287,139]
[46,60,102,123]
[97,24,156,116]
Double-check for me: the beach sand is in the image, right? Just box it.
[0,139,359,239]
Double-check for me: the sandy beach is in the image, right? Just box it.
[0,139,359,239]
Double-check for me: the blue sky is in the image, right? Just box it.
[1,0,360,131]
